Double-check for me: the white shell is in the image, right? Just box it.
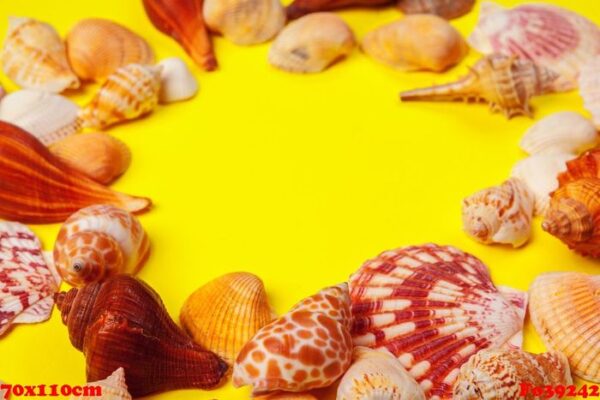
[520,112,598,156]
[157,57,199,104]
[0,90,81,145]
[76,368,132,400]
[579,56,600,130]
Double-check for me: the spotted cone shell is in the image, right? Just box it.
[75,368,132,400]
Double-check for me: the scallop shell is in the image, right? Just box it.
[468,2,600,92]
[66,19,154,82]
[397,0,475,20]
[462,177,534,248]
[453,349,572,400]
[204,0,286,45]
[1,17,79,92]
[579,56,600,130]
[529,272,600,382]
[349,244,526,400]
[269,13,355,73]
[337,347,426,400]
[361,15,467,72]
[79,64,161,130]
[49,133,132,185]
[520,112,597,156]
[0,90,81,146]
[180,272,273,366]
[158,57,199,104]
[511,153,575,217]
[76,368,132,400]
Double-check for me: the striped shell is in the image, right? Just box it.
[579,56,600,129]
[53,205,150,287]
[76,368,132,400]
[529,272,600,382]
[349,244,526,400]
[397,0,475,20]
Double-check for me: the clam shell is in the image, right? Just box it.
[579,56,600,130]
[158,57,199,104]
[269,13,355,73]
[529,272,600,382]
[49,133,132,185]
[76,368,132,400]
[1,17,79,92]
[398,0,475,20]
[66,19,154,82]
[0,90,81,146]
[180,272,273,366]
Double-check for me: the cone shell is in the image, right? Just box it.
[453,349,572,399]
[66,19,154,83]
[158,57,199,103]
[579,56,600,130]
[76,368,132,400]
[529,272,600,382]
[398,0,475,20]
[337,347,426,400]
[349,244,526,400]
[286,0,393,20]
[269,13,355,73]
[180,272,273,366]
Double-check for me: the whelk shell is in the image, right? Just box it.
[1,17,79,92]
[397,0,475,20]
[75,368,132,400]
[158,57,199,104]
[269,13,355,74]
[557,149,600,186]
[579,56,600,129]
[66,19,154,83]
[361,14,468,72]
[286,0,393,20]
[529,272,600,382]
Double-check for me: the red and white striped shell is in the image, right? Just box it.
[349,244,525,400]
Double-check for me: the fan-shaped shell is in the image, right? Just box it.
[579,56,600,129]
[1,17,79,92]
[269,13,355,73]
[529,272,600,382]
[158,57,199,103]
[66,19,154,82]
[468,2,600,92]
[349,244,525,400]
[76,368,132,400]
[398,0,475,20]
[180,272,273,366]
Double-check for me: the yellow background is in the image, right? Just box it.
[0,0,599,398]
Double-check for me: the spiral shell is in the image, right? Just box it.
[398,0,475,20]
[579,56,600,129]
[158,57,199,103]
[76,368,132,400]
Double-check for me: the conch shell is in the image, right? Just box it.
[557,149,600,185]
[337,347,426,400]
[361,15,467,72]
[397,0,475,20]
[180,272,273,366]
[1,17,79,92]
[0,121,151,223]
[142,0,217,71]
[66,19,154,82]
[55,275,228,397]
[269,13,355,73]
[158,57,199,103]
[462,177,534,248]
[453,348,572,399]
[400,55,558,118]
[579,56,600,130]
[286,0,393,20]
[75,368,132,400]
[204,0,286,45]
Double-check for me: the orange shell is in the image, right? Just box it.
[557,149,600,186]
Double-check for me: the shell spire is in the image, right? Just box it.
[75,368,132,400]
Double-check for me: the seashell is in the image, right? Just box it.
[49,133,132,184]
[557,149,600,186]
[204,0,286,46]
[349,244,526,400]
[400,55,558,119]
[286,0,393,20]
[361,15,467,72]
[453,348,572,399]
[66,19,155,83]
[0,121,151,224]
[510,153,574,217]
[158,57,199,103]
[0,90,81,146]
[255,392,318,399]
[337,347,426,400]
[520,112,598,156]
[0,84,5,101]
[79,64,161,130]
[53,205,150,287]
[579,56,600,129]
[55,275,229,397]
[233,284,353,394]
[398,0,475,20]
[269,13,355,74]
[180,272,273,366]
[2,17,79,93]
[529,272,600,382]
[462,177,534,248]
[468,2,600,92]
[0,222,60,336]
[142,0,217,71]
[75,368,132,400]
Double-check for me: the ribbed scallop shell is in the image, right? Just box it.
[468,2,600,92]
[579,56,600,130]
[1,17,79,92]
[453,349,572,399]
[349,244,525,400]
[529,272,600,382]
[462,177,534,248]
[158,57,199,104]
[66,19,154,82]
[398,0,475,20]
[76,368,132,400]
[269,13,355,73]
[180,272,273,366]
